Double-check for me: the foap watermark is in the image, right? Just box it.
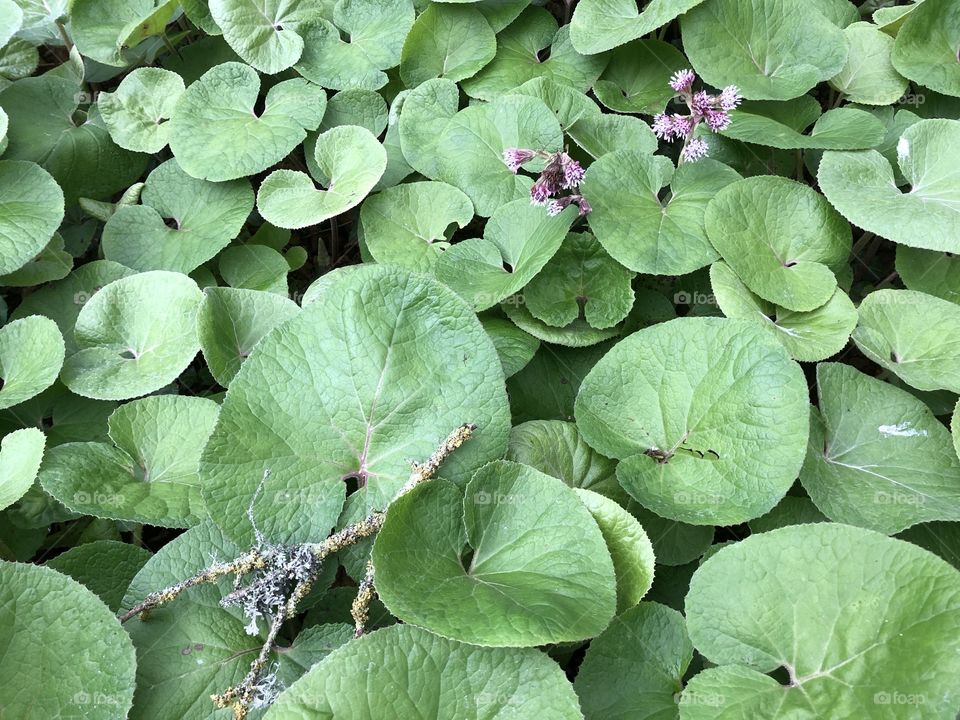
[874,491,924,506]
[72,692,122,706]
[873,691,925,706]
[674,490,726,506]
[74,491,124,507]
[473,491,522,506]
[674,290,716,306]
[677,690,725,707]
[896,93,925,106]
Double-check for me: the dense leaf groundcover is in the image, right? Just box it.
[2,0,960,717]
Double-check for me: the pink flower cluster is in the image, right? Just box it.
[502,148,591,216]
[653,69,741,162]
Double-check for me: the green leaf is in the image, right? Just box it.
[434,93,563,215]
[400,3,496,87]
[570,0,707,55]
[40,394,219,526]
[523,232,635,329]
[373,460,617,645]
[0,562,136,718]
[0,427,45,511]
[748,495,827,533]
[168,62,327,182]
[897,247,960,304]
[0,160,64,275]
[818,119,960,252]
[892,0,960,99]
[0,37,38,81]
[567,108,657,159]
[853,289,960,393]
[583,153,741,275]
[0,232,72,287]
[593,38,690,114]
[397,78,460,178]
[257,125,386,229]
[480,316,539,378]
[219,243,290,294]
[199,264,510,545]
[209,0,322,74]
[264,624,584,719]
[436,199,574,310]
[13,0,67,44]
[121,521,351,719]
[576,317,809,525]
[800,363,960,534]
[60,271,203,401]
[198,286,300,388]
[899,520,960,569]
[682,523,960,718]
[462,7,608,100]
[317,88,387,134]
[71,0,175,66]
[705,176,851,312]
[710,261,857,362]
[0,0,22,49]
[627,502,714,566]
[575,488,655,612]
[102,159,254,273]
[0,315,64,410]
[502,299,622,347]
[44,539,151,612]
[721,106,886,150]
[575,602,693,720]
[829,22,909,105]
[98,67,185,152]
[680,0,848,100]
[359,181,473,272]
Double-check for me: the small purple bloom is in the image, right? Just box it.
[690,91,713,116]
[681,137,710,162]
[560,153,585,189]
[704,109,731,132]
[669,69,696,94]
[671,114,695,139]
[502,148,536,173]
[719,85,742,111]
[530,179,553,206]
[546,200,565,216]
[652,113,674,140]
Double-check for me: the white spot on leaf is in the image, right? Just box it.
[878,422,926,438]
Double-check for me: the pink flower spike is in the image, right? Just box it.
[669,69,696,94]
[705,109,731,132]
[502,148,536,173]
[690,91,712,116]
[560,153,585,189]
[530,180,552,206]
[681,137,710,162]
[671,114,695,138]
[719,85,742,111]
[652,113,675,140]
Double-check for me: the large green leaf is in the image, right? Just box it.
[209,0,322,74]
[0,427,44,511]
[60,271,203,401]
[896,246,960,304]
[71,0,176,66]
[891,0,960,99]
[98,67,185,153]
[829,22,909,105]
[397,78,460,179]
[575,602,693,720]
[582,153,741,275]
[264,624,584,719]
[852,289,960,393]
[800,363,960,535]
[682,523,960,718]
[399,3,496,87]
[40,395,219,526]
[373,460,617,645]
[576,318,809,525]
[102,159,254,273]
[435,198,575,310]
[570,0,707,55]
[0,0,22,49]
[721,106,886,150]
[0,160,63,275]
[704,176,851,312]
[199,264,510,546]
[0,315,64,410]
[481,316,539,378]
[0,561,136,718]
[818,119,960,252]
[680,0,848,100]
[257,125,386,229]
[168,62,327,182]
[593,39,690,114]
[0,232,72,287]
[44,539,151,612]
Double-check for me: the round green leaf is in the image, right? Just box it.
[892,0,960,99]
[680,0,848,100]
[359,181,474,271]
[397,77,460,179]
[0,160,64,275]
[818,119,960,252]
[593,38,690,114]
[436,199,575,310]
[400,3,496,87]
[853,289,960,393]
[462,7,608,100]
[480,316,539,378]
[583,153,741,276]
[575,602,694,720]
[628,502,714,567]
[576,317,809,525]
[575,488,655,613]
[168,62,327,182]
[0,232,72,287]
[60,271,203,401]
[502,299,622,347]
[705,175,851,312]
[897,246,960,304]
[209,0,322,74]
[682,523,960,718]
[0,427,44,511]
[0,561,136,718]
[257,125,387,229]
[98,67,185,153]
[199,264,510,546]
[102,159,254,273]
[219,243,290,294]
[71,0,176,66]
[710,261,857,362]
[198,286,300,388]
[570,0,708,55]
[800,363,960,534]
[40,395,219,526]
[721,106,886,150]
[829,22,909,105]
[44,540,152,612]
[524,232,635,330]
[373,460,617,646]
[264,624,584,719]
[0,315,65,410]
[316,88,388,134]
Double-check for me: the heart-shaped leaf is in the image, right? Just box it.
[570,0,708,55]
[399,3,496,87]
[209,0,323,74]
[0,315,65,410]
[891,0,960,99]
[830,22,909,105]
[0,427,45,511]
[98,67,185,152]
[0,160,64,275]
